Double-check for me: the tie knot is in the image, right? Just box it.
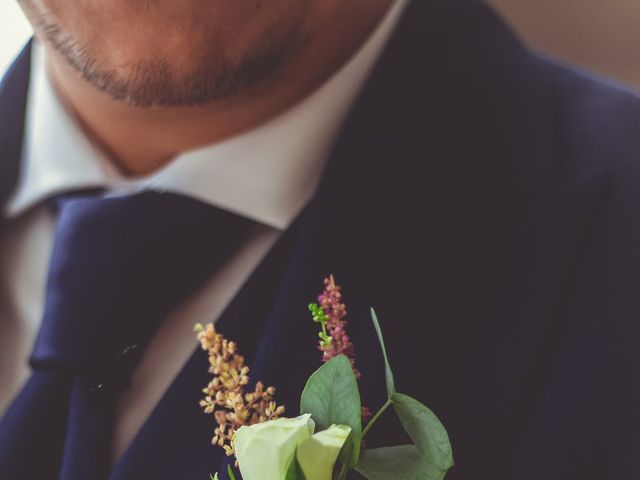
[31,191,253,374]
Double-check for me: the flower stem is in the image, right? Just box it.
[362,399,393,439]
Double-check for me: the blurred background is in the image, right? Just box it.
[487,0,640,89]
[1,1,639,89]
[0,3,31,74]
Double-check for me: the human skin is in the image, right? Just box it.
[18,0,394,175]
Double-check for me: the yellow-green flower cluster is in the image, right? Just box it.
[196,323,286,456]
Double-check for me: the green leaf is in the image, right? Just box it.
[370,309,395,397]
[392,393,454,472]
[227,465,237,480]
[285,456,307,480]
[210,474,218,480]
[355,445,447,480]
[300,355,362,466]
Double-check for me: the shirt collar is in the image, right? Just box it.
[5,0,408,229]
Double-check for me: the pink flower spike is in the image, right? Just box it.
[316,275,361,379]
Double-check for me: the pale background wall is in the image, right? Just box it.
[1,1,640,89]
[0,3,31,74]
[487,0,640,90]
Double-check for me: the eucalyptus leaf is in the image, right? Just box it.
[370,308,395,397]
[392,393,454,472]
[355,445,447,480]
[300,355,362,466]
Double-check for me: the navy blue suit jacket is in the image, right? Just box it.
[1,1,639,478]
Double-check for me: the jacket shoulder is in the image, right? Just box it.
[536,54,640,175]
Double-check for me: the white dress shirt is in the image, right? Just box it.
[0,0,408,462]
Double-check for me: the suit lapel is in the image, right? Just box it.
[0,41,30,214]
[485,171,609,469]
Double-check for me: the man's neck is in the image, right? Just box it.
[42,1,394,177]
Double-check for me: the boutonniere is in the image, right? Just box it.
[196,276,454,480]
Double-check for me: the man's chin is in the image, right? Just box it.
[23,0,307,107]
[70,61,266,108]
[46,33,293,108]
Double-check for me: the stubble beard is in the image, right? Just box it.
[32,11,300,108]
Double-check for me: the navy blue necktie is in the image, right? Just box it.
[0,191,253,479]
